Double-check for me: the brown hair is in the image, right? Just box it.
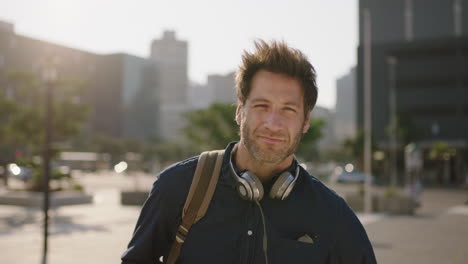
[235,40,318,115]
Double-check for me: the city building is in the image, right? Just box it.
[312,106,335,150]
[357,0,468,185]
[150,31,189,140]
[188,71,236,110]
[208,71,236,104]
[335,67,357,143]
[96,53,158,139]
[187,81,213,110]
[0,21,159,141]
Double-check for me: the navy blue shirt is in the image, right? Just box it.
[121,142,376,264]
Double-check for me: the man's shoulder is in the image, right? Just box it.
[299,169,359,226]
[300,168,341,198]
[299,168,347,210]
[159,155,199,176]
[157,155,199,185]
[147,156,196,198]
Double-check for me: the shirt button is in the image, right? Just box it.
[247,230,253,236]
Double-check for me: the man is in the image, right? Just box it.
[121,40,376,264]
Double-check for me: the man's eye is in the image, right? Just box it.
[254,104,268,108]
[285,107,297,112]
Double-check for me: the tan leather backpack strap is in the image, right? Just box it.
[165,150,224,264]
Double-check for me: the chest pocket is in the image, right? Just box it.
[269,236,323,264]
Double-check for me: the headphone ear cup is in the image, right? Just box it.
[238,171,264,201]
[270,171,295,200]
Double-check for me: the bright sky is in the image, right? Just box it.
[1,0,358,109]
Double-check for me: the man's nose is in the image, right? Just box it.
[263,110,284,131]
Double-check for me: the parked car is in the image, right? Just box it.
[330,167,375,184]
[7,163,33,181]
[7,163,71,182]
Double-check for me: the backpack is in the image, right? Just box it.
[165,150,224,264]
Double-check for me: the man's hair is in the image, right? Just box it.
[235,40,318,115]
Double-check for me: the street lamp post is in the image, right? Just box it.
[363,8,373,214]
[387,56,398,187]
[41,62,57,264]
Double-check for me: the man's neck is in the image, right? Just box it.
[234,142,294,182]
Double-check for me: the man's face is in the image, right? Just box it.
[236,70,310,164]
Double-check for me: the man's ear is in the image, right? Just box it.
[302,112,311,133]
[235,103,242,125]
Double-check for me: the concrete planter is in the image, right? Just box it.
[120,191,149,206]
[344,193,380,213]
[345,192,417,215]
[377,195,416,215]
[0,191,93,207]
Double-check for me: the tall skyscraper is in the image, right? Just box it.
[187,81,213,110]
[335,67,356,143]
[357,0,468,184]
[312,106,335,150]
[150,31,189,140]
[209,71,236,104]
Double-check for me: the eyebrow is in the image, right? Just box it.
[250,98,300,108]
[284,101,300,107]
[250,98,270,104]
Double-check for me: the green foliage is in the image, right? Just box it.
[341,130,378,170]
[183,103,239,151]
[343,130,365,159]
[0,70,90,155]
[0,69,90,190]
[71,181,84,191]
[296,118,325,160]
[384,187,401,197]
[429,141,455,161]
[0,97,19,158]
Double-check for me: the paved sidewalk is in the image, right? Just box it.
[0,173,467,263]
[0,172,150,264]
[364,188,468,264]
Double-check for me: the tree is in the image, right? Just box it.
[0,69,90,189]
[183,103,239,151]
[296,118,325,160]
[3,70,90,153]
[342,130,366,170]
[0,94,20,184]
[429,141,456,185]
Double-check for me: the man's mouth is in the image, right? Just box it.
[258,135,285,144]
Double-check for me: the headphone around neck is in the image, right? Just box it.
[229,144,300,201]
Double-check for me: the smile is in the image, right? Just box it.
[258,135,285,144]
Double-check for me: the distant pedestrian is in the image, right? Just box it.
[463,172,468,205]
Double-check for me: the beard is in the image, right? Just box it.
[240,120,304,164]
